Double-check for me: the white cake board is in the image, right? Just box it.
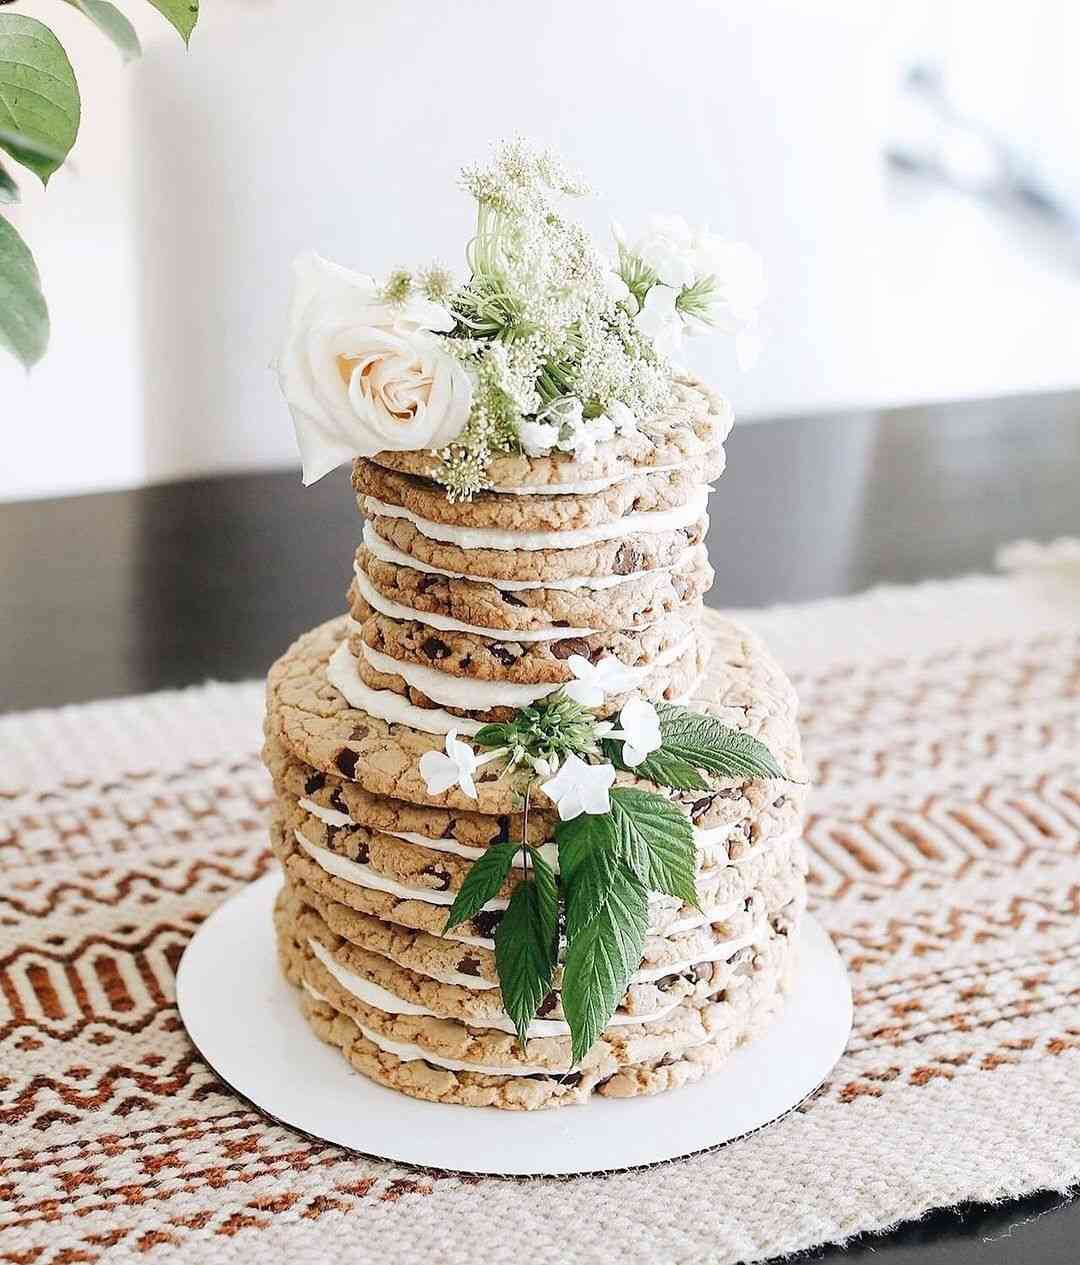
[177,872,851,1176]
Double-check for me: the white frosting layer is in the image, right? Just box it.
[298,797,352,828]
[363,520,686,592]
[327,641,482,735]
[306,939,681,1038]
[364,488,709,552]
[299,980,560,1075]
[295,830,509,915]
[359,634,695,712]
[353,560,597,641]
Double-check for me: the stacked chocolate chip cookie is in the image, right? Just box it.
[264,377,808,1110]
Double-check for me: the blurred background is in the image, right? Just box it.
[3,0,1079,501]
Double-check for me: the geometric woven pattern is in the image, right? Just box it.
[2,576,1078,1265]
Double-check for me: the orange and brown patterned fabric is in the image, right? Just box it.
[2,570,1079,1265]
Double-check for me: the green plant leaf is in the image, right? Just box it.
[601,737,709,792]
[68,0,141,61]
[145,0,199,45]
[556,810,619,939]
[472,722,512,750]
[494,855,558,1048]
[0,15,80,184]
[0,214,48,367]
[443,840,518,932]
[655,704,787,781]
[561,865,648,1065]
[0,159,16,204]
[609,787,698,908]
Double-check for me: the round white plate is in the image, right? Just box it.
[177,871,851,1176]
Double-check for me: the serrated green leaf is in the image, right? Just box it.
[68,0,141,61]
[473,722,511,750]
[609,787,698,908]
[601,736,709,792]
[0,214,48,367]
[0,16,80,183]
[557,810,619,938]
[655,704,787,781]
[444,840,518,932]
[494,858,558,1048]
[561,866,647,1065]
[0,159,16,204]
[145,0,199,45]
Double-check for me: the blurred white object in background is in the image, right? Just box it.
[1,0,1078,502]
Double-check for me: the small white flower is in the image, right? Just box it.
[603,265,631,304]
[615,698,662,767]
[637,284,685,356]
[627,213,698,289]
[541,754,616,820]
[563,654,639,708]
[690,235,766,330]
[602,399,639,438]
[418,730,479,799]
[518,418,560,457]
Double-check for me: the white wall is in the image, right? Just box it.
[2,0,1078,501]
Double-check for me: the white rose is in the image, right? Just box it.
[275,251,472,484]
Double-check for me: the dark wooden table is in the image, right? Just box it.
[3,389,1079,1262]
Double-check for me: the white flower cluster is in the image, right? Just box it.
[418,679,664,822]
[275,140,763,495]
[615,213,766,368]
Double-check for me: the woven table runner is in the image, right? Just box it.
[2,549,1079,1265]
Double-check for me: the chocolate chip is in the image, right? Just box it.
[690,796,715,821]
[492,817,511,844]
[471,909,503,939]
[330,787,348,814]
[537,992,559,1017]
[304,772,326,795]
[457,955,483,977]
[490,644,516,667]
[613,542,645,574]
[355,842,370,864]
[502,592,527,608]
[335,749,358,778]
[416,574,439,593]
[551,637,591,660]
[420,863,451,891]
[421,637,451,660]
[773,795,788,808]
[559,1071,583,1088]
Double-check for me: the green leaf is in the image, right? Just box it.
[68,0,141,61]
[0,15,80,183]
[145,0,199,45]
[655,704,787,781]
[601,737,709,792]
[561,866,648,1065]
[472,722,511,750]
[494,855,558,1048]
[0,214,48,367]
[0,159,16,204]
[609,788,698,908]
[556,810,619,939]
[444,840,519,932]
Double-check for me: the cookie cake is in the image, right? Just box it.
[265,141,808,1110]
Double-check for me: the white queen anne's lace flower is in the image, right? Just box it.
[541,754,616,820]
[418,731,480,799]
[563,654,639,707]
[276,252,472,484]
